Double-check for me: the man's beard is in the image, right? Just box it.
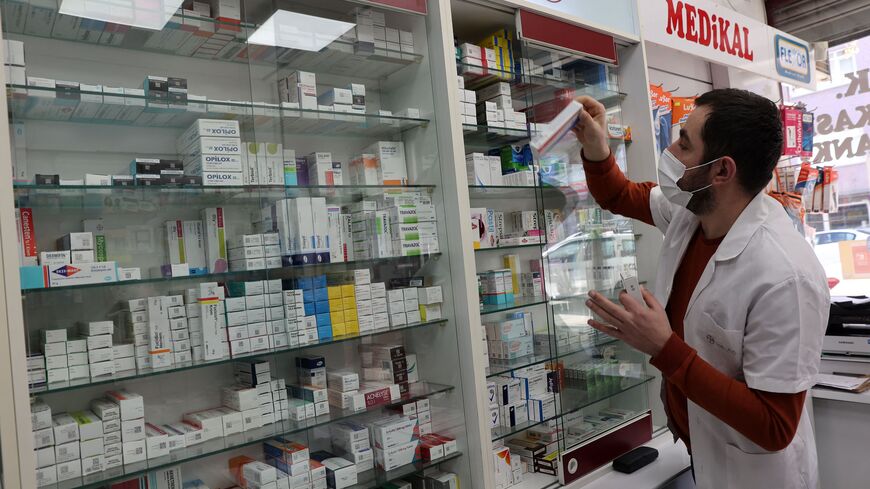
[683,167,716,216]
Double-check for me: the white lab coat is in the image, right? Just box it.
[648,187,829,489]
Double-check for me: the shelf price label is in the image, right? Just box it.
[358,0,427,15]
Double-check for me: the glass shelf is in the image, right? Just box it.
[462,124,531,147]
[457,62,518,91]
[3,15,422,81]
[475,242,546,253]
[349,451,464,489]
[43,381,454,489]
[14,184,436,209]
[486,334,619,378]
[30,319,448,395]
[490,374,653,442]
[7,85,429,136]
[491,414,557,443]
[21,253,442,294]
[480,296,548,316]
[456,61,627,108]
[558,375,654,419]
[562,411,650,452]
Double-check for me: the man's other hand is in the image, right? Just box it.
[585,287,673,357]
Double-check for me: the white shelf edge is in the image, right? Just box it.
[811,387,870,405]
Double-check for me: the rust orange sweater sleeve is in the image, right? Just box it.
[651,334,806,451]
[581,150,656,227]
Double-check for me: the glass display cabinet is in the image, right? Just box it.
[450,2,655,488]
[1,0,475,487]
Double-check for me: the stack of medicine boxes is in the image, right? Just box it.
[163,295,191,364]
[361,343,410,397]
[289,380,330,417]
[4,39,25,89]
[142,75,188,109]
[179,119,243,186]
[146,296,173,369]
[351,269,388,334]
[349,201,389,260]
[129,158,185,186]
[54,231,96,267]
[42,328,69,383]
[106,390,147,466]
[480,269,514,306]
[480,30,514,79]
[325,369,360,411]
[455,76,477,126]
[226,279,285,357]
[113,341,135,374]
[486,312,534,364]
[222,383,265,432]
[386,287,419,329]
[71,410,105,476]
[263,438,319,488]
[183,287,204,361]
[91,397,123,470]
[235,360,289,426]
[51,412,82,482]
[125,298,150,371]
[465,152,504,186]
[295,275,331,341]
[390,200,439,256]
[283,287,309,347]
[227,233,282,272]
[242,142,283,186]
[32,398,57,486]
[306,151,342,186]
[28,352,46,387]
[327,281,359,337]
[331,421,373,473]
[80,320,115,380]
[418,286,444,322]
[458,43,496,77]
[296,355,327,401]
[370,413,419,471]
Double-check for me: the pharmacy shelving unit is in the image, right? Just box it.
[443,1,665,488]
[0,0,488,487]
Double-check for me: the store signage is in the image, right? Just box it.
[359,0,427,15]
[638,0,815,89]
[664,0,755,61]
[774,34,811,84]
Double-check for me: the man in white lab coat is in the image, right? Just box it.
[573,89,829,488]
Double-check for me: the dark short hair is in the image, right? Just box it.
[694,89,782,195]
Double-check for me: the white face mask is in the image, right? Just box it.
[657,149,720,208]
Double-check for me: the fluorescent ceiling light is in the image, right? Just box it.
[59,0,185,30]
[248,10,355,51]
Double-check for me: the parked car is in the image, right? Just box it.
[812,228,870,296]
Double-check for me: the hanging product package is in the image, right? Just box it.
[649,85,672,154]
[794,163,818,211]
[801,111,815,158]
[670,96,696,142]
[780,106,803,156]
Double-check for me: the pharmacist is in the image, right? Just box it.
[573,90,829,489]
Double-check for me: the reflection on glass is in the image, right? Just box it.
[248,10,355,51]
[59,0,186,30]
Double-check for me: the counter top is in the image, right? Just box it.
[567,432,691,489]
